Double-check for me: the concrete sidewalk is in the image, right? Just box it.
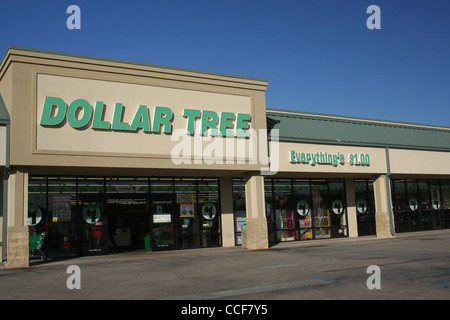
[1,230,449,300]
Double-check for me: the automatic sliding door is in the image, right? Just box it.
[151,195,176,250]
[80,196,108,255]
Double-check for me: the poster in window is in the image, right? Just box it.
[180,193,195,217]
[52,195,72,222]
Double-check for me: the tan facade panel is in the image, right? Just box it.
[389,148,450,176]
[3,48,269,172]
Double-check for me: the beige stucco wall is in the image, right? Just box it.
[3,48,269,175]
[389,148,450,176]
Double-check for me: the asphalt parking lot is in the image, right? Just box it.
[1,230,449,303]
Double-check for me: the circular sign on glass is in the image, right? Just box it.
[296,200,309,217]
[332,200,344,215]
[432,198,441,210]
[201,203,216,220]
[28,205,42,226]
[409,197,418,211]
[356,199,368,214]
[83,204,101,224]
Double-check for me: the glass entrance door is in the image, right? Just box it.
[107,196,149,252]
[79,196,108,255]
[151,194,176,251]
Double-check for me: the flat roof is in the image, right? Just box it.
[267,108,450,152]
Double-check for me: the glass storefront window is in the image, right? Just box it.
[106,177,149,194]
[47,177,77,257]
[232,179,246,245]
[430,180,442,229]
[418,180,432,230]
[150,178,174,194]
[77,178,107,255]
[273,179,294,241]
[354,179,376,236]
[28,176,223,256]
[406,179,421,231]
[175,178,197,249]
[265,180,275,243]
[197,178,221,247]
[264,178,349,242]
[293,179,312,240]
[392,179,450,233]
[28,177,48,260]
[329,179,347,238]
[77,177,105,194]
[28,177,47,236]
[311,179,330,239]
[392,180,408,233]
[441,180,450,228]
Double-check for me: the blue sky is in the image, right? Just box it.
[1,0,449,126]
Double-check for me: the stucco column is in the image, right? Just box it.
[373,174,395,239]
[345,178,358,237]
[243,173,268,250]
[5,170,29,268]
[220,177,235,247]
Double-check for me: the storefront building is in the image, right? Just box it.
[1,47,450,268]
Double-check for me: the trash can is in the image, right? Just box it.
[144,234,151,251]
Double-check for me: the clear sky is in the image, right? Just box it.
[1,0,449,126]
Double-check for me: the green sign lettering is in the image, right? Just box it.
[92,101,111,130]
[67,99,92,128]
[39,96,251,138]
[183,109,201,135]
[152,106,173,134]
[290,150,371,167]
[112,103,130,131]
[130,105,151,132]
[201,110,219,136]
[219,112,235,137]
[40,96,67,126]
[236,113,251,138]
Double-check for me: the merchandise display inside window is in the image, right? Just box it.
[391,179,450,233]
[265,178,349,242]
[28,176,222,258]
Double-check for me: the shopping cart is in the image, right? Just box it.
[29,232,47,261]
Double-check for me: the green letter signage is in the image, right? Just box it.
[40,96,67,126]
[201,110,219,136]
[130,105,151,132]
[236,113,251,138]
[67,99,92,128]
[92,101,111,130]
[40,96,249,139]
[183,109,201,135]
[219,112,235,137]
[112,103,130,131]
[152,106,173,134]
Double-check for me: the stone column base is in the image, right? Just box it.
[5,226,29,269]
[242,218,269,250]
